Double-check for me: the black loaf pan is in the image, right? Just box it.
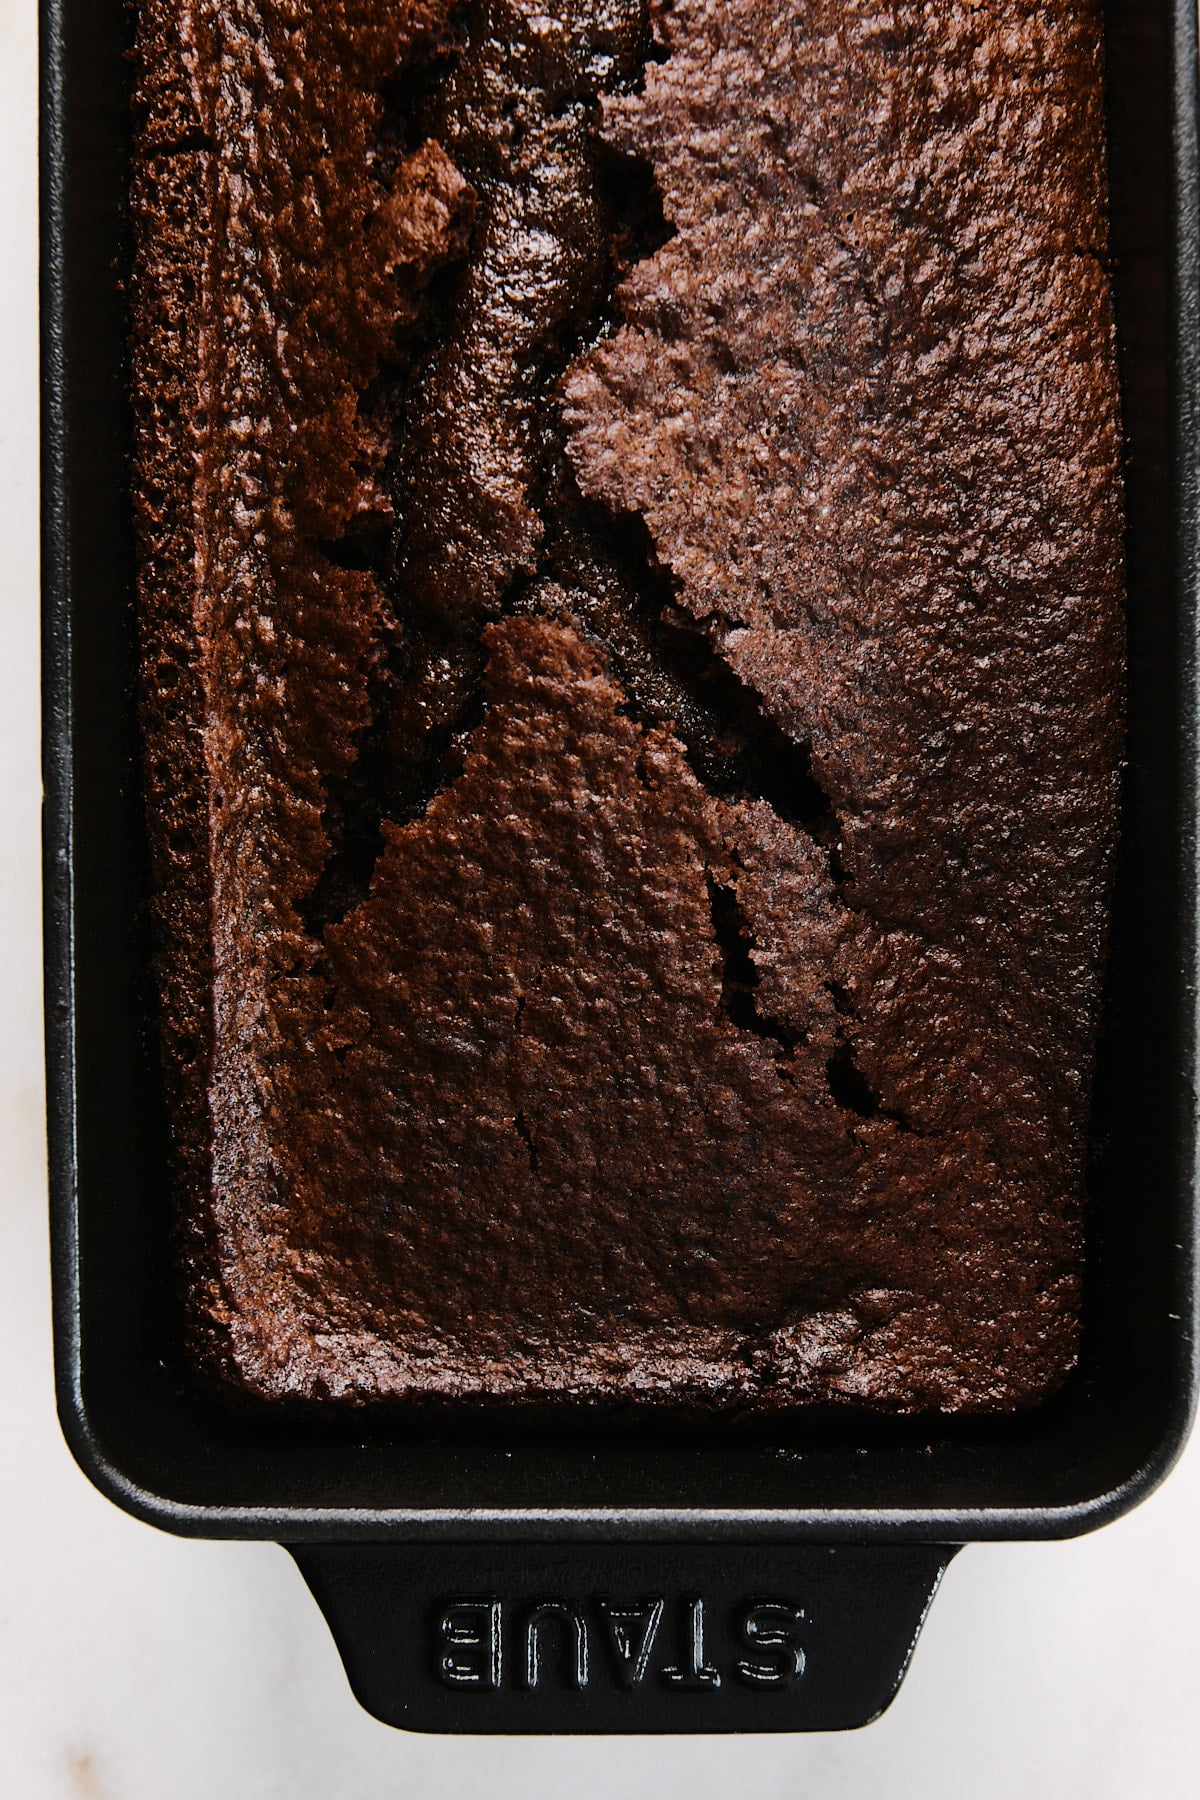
[41,0,1200,1734]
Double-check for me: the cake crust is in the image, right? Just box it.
[132,0,1124,1413]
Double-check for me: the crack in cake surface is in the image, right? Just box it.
[302,0,860,1112]
[303,0,842,942]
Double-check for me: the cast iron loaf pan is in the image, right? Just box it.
[41,0,1200,1734]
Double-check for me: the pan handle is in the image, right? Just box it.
[288,1539,958,1733]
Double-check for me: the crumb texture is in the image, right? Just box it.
[132,0,1124,1412]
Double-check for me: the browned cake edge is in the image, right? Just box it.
[130,0,464,1389]
[130,13,223,1354]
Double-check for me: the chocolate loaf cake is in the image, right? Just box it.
[131,0,1124,1413]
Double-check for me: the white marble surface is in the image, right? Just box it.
[4,2,1200,1792]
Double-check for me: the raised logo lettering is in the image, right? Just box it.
[661,1596,721,1689]
[595,1597,664,1688]
[520,1600,589,1690]
[432,1592,809,1694]
[734,1601,807,1688]
[436,1598,503,1688]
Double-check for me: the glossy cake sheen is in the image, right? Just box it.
[131,0,1124,1412]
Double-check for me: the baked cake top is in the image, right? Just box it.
[131,0,1124,1412]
